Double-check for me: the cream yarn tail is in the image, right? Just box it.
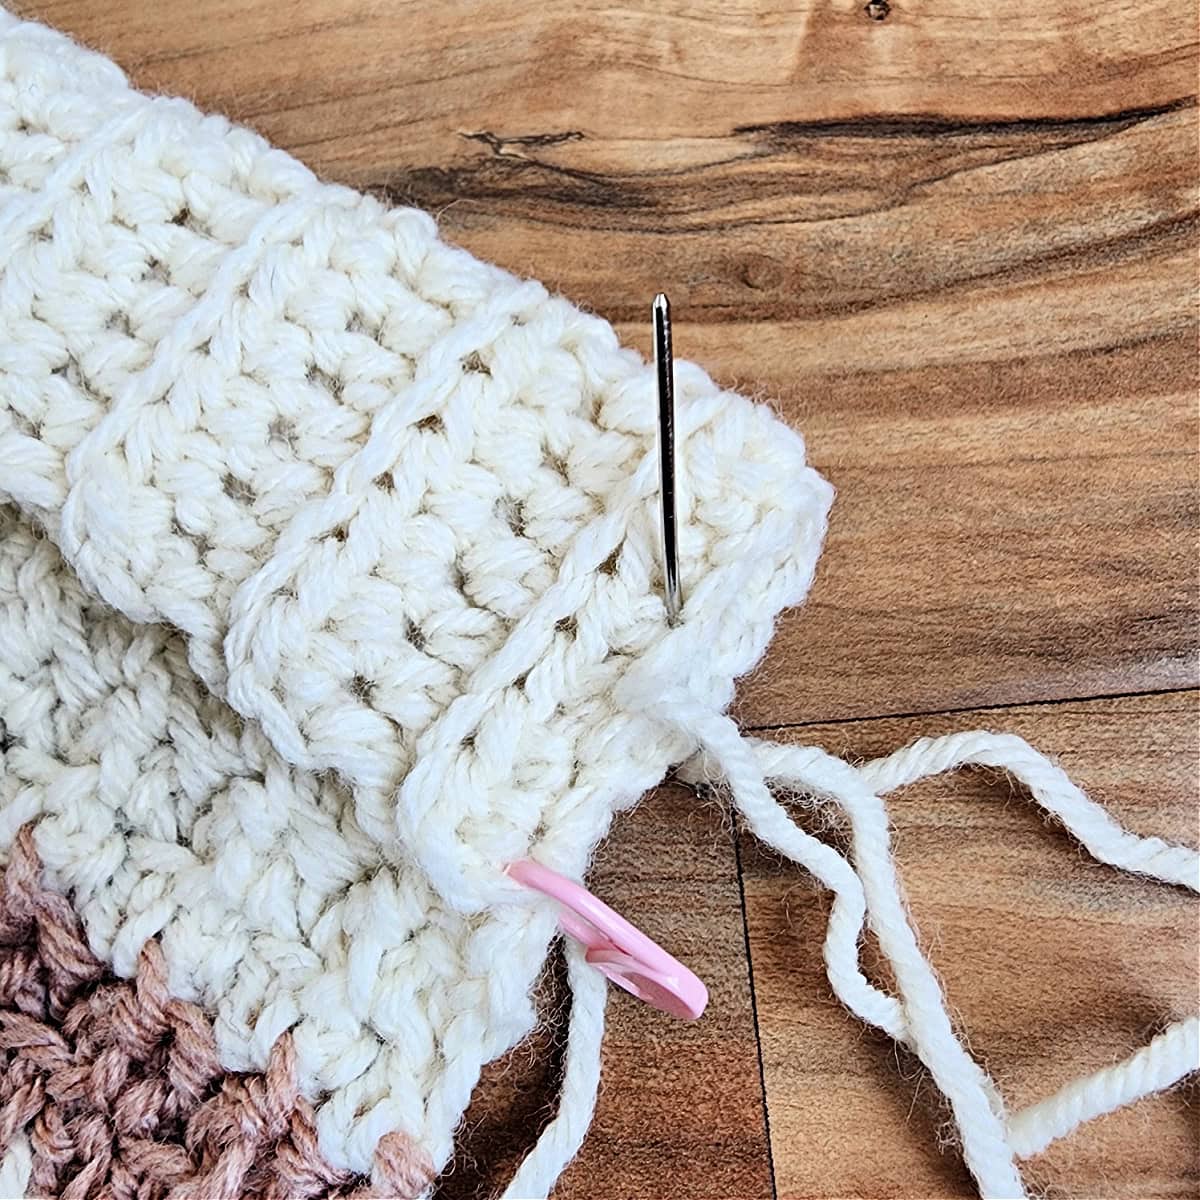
[669,708,1199,1200]
[498,709,1200,1200]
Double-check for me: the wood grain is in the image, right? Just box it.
[16,0,1196,172]
[740,692,1200,1198]
[731,330,1199,726]
[8,2,1198,1197]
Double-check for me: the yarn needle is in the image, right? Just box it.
[652,293,682,625]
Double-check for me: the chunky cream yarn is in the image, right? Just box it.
[0,9,1196,1199]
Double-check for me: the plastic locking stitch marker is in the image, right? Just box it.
[506,859,708,1020]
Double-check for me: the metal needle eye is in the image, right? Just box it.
[652,293,682,625]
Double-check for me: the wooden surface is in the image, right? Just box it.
[11,2,1198,1196]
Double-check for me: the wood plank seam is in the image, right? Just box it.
[733,827,781,1200]
[740,684,1200,735]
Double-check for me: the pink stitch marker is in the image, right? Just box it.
[507,859,708,1020]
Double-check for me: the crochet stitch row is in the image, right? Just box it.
[0,825,433,1198]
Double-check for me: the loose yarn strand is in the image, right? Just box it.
[501,939,608,1200]
[667,697,1023,1195]
[857,730,1200,889]
[747,728,1199,1192]
[670,706,1199,1198]
[858,727,1200,1155]
[673,700,907,1041]
[1006,1016,1200,1159]
[743,738,1024,1198]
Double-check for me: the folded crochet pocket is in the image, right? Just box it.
[0,10,830,1193]
[0,11,832,910]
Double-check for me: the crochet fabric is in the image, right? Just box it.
[2,11,1198,1200]
[0,825,431,1199]
[0,8,830,1195]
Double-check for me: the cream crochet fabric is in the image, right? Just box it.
[0,6,829,1189]
[1,11,1197,1200]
